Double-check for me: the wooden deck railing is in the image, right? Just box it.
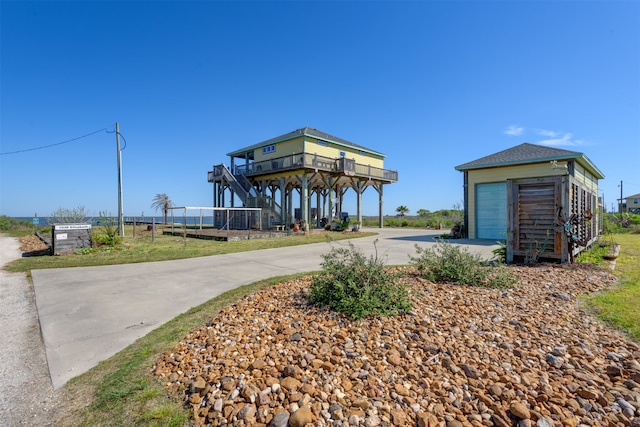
[228,153,398,182]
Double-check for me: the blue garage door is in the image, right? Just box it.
[476,182,507,240]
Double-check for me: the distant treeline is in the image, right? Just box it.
[361,209,463,229]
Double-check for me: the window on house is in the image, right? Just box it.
[262,145,276,154]
[317,140,328,146]
[634,198,639,204]
[339,151,345,158]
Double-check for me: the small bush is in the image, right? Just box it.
[485,265,519,289]
[96,211,121,246]
[577,244,609,265]
[308,241,412,319]
[0,215,32,232]
[48,205,92,224]
[491,241,507,264]
[409,240,517,288]
[410,241,485,284]
[603,213,640,234]
[75,247,95,255]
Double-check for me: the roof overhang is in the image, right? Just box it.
[455,152,605,179]
[227,127,386,159]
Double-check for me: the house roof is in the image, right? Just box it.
[227,127,386,158]
[454,142,605,179]
[626,193,640,199]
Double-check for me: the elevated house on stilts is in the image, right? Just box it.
[208,127,398,230]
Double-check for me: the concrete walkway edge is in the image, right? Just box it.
[31,228,498,389]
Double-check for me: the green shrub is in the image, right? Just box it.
[0,216,11,231]
[308,241,412,319]
[491,240,507,264]
[409,241,485,284]
[74,246,122,255]
[96,211,121,246]
[576,244,609,265]
[603,213,640,234]
[48,205,91,224]
[485,265,520,289]
[409,240,517,288]
[75,247,96,255]
[0,215,32,232]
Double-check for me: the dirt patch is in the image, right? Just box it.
[19,234,50,256]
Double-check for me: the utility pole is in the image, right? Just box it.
[619,180,623,221]
[116,122,124,236]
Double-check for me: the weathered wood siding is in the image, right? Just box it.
[507,176,565,262]
[466,162,567,238]
[568,177,599,251]
[504,175,598,263]
[51,224,93,255]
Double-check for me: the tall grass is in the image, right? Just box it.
[586,234,640,340]
[361,212,462,230]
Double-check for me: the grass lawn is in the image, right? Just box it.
[584,233,640,341]
[5,226,375,273]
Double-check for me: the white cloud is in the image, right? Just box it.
[504,125,524,136]
[504,126,588,147]
[537,132,585,147]
[536,129,559,138]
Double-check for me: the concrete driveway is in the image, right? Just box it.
[31,228,498,389]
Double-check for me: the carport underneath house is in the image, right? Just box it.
[208,127,398,230]
[455,143,605,263]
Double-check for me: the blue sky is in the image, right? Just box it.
[1,0,639,218]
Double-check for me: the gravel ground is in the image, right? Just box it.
[0,236,62,426]
[3,234,639,427]
[154,264,640,427]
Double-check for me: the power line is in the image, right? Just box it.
[106,129,127,151]
[0,126,113,156]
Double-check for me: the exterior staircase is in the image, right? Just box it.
[216,164,284,224]
[217,164,256,201]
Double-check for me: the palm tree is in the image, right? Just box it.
[151,193,174,224]
[396,205,409,217]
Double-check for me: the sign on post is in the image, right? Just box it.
[52,224,92,255]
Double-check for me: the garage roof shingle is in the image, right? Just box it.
[455,142,604,179]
